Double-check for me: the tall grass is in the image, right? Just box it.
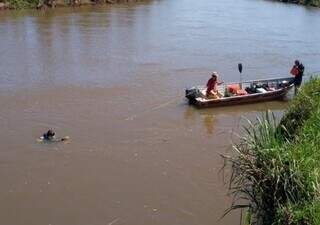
[223,78,320,225]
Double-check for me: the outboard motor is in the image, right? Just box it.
[185,87,202,100]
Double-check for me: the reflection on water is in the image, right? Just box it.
[203,114,215,135]
[183,100,290,136]
[183,106,196,122]
[0,0,319,225]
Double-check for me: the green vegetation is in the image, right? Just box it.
[0,0,137,9]
[278,0,320,7]
[0,0,87,9]
[1,0,319,10]
[0,0,129,9]
[223,77,320,225]
[0,0,37,9]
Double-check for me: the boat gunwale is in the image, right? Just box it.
[191,76,295,90]
[195,84,294,103]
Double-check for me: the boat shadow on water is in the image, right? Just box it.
[183,95,292,136]
[184,94,292,114]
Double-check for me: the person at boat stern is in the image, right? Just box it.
[290,60,304,95]
[206,72,223,99]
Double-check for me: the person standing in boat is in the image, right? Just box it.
[206,72,223,98]
[290,60,304,95]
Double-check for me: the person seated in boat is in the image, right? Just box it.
[40,129,69,142]
[206,72,223,99]
[290,60,304,95]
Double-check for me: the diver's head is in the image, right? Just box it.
[46,129,55,139]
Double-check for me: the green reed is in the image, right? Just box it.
[223,77,320,225]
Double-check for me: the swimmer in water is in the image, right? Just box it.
[39,129,69,142]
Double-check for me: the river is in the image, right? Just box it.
[0,0,319,225]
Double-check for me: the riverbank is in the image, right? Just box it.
[0,0,143,10]
[225,77,320,225]
[274,0,320,7]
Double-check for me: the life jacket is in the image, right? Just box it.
[290,66,299,77]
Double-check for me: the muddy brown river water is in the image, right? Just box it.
[0,0,320,224]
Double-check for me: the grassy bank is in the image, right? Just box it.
[0,0,37,9]
[0,0,139,10]
[275,0,320,7]
[224,77,320,225]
